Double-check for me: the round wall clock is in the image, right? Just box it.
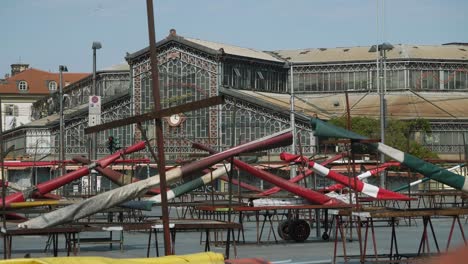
[167,113,185,126]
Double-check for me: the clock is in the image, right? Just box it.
[167,113,185,126]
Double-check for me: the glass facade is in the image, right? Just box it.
[220,104,289,148]
[422,124,468,154]
[223,62,288,93]
[410,69,468,91]
[133,48,315,158]
[140,58,212,148]
[291,65,468,93]
[54,95,133,157]
[293,71,371,93]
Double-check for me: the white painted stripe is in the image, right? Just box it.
[166,190,176,200]
[377,143,404,162]
[200,164,230,184]
[151,223,175,229]
[149,166,230,203]
[410,179,423,186]
[448,165,462,171]
[163,167,183,183]
[407,164,462,189]
[270,260,292,264]
[462,177,468,192]
[361,183,380,198]
[312,163,329,177]
[102,226,123,231]
[357,171,371,180]
[352,212,371,218]
[147,196,160,203]
[147,190,174,203]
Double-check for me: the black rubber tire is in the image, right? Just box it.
[322,232,330,241]
[289,219,311,242]
[277,220,292,240]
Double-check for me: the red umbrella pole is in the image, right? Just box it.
[0,141,146,206]
[192,143,340,205]
[72,156,161,195]
[259,152,347,196]
[281,152,410,200]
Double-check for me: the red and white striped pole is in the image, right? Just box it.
[193,143,342,205]
[320,162,400,192]
[259,152,347,196]
[281,152,411,200]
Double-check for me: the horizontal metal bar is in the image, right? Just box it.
[321,138,381,144]
[84,95,224,134]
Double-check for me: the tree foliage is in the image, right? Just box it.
[328,117,438,159]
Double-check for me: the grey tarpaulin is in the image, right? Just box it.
[19,168,181,228]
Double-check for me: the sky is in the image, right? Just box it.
[1,0,467,76]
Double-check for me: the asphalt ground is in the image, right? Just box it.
[1,213,466,263]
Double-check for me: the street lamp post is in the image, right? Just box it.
[369,42,393,188]
[59,65,68,178]
[92,42,101,98]
[289,62,296,180]
[91,42,101,194]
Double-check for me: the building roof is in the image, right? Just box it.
[184,37,284,63]
[232,90,468,121]
[127,30,468,65]
[272,44,468,64]
[0,68,89,95]
[101,63,130,71]
[126,31,284,64]
[126,30,468,64]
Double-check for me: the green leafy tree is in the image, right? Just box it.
[329,117,438,159]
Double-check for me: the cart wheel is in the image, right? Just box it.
[322,231,330,241]
[277,220,292,240]
[289,219,311,242]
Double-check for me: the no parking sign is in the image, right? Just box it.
[88,95,101,126]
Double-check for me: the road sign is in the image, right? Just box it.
[88,95,101,126]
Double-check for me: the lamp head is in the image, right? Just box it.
[92,41,102,50]
[381,42,394,51]
[59,65,68,72]
[368,45,378,53]
[369,42,394,53]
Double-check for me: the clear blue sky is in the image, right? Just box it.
[1,0,467,76]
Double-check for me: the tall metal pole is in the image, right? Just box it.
[225,104,236,258]
[92,48,97,162]
[380,49,387,188]
[91,45,98,194]
[375,0,386,188]
[91,42,101,194]
[146,0,172,255]
[59,66,66,178]
[289,63,296,179]
[92,47,96,160]
[0,96,6,259]
[378,48,386,188]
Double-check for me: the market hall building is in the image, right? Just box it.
[2,30,468,192]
